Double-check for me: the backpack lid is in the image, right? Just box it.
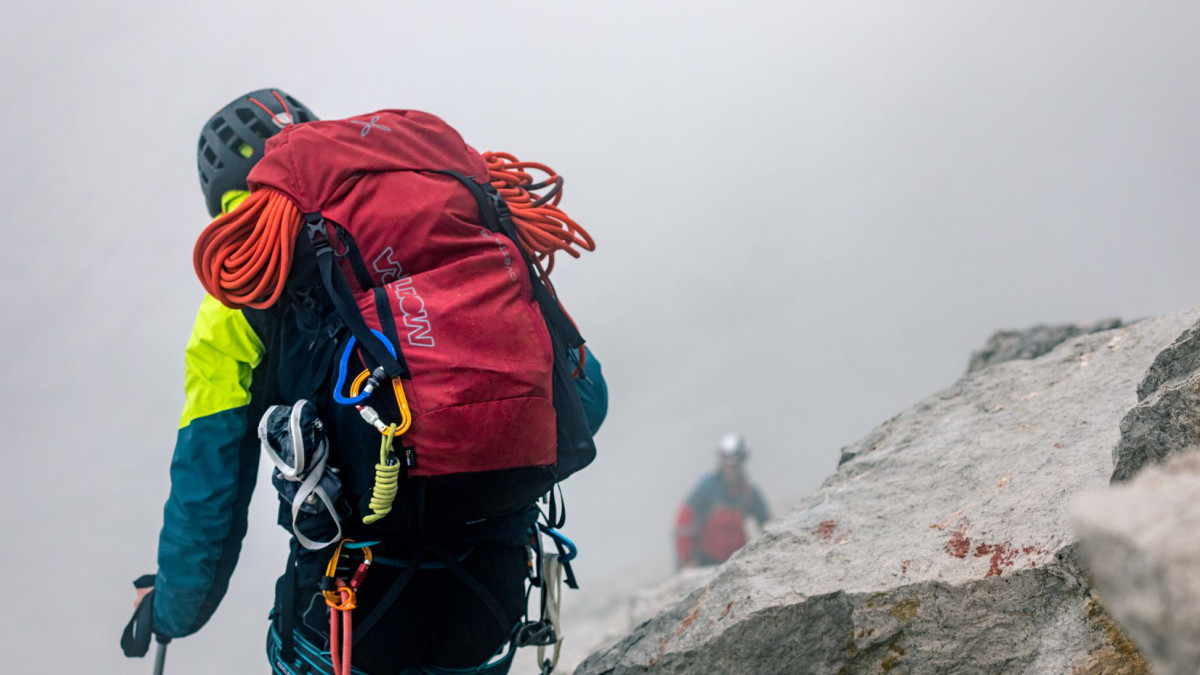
[246,109,490,213]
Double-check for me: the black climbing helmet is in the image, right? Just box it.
[197,88,317,217]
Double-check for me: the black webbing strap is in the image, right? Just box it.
[436,172,585,350]
[275,540,299,665]
[337,228,376,291]
[427,545,512,639]
[373,286,403,359]
[304,214,409,380]
[352,548,428,645]
[121,574,166,657]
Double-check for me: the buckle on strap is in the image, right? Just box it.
[513,620,557,648]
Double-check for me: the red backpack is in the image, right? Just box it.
[238,110,596,537]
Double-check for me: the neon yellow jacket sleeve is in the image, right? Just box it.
[154,294,266,637]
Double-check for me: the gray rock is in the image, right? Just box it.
[967,318,1123,374]
[1073,452,1200,675]
[1111,319,1200,482]
[577,309,1199,675]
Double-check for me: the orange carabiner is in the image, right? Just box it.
[322,540,373,609]
[350,369,413,435]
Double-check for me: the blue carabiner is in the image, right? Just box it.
[537,523,578,563]
[333,330,398,405]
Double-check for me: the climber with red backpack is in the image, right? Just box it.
[674,433,769,568]
[121,89,607,675]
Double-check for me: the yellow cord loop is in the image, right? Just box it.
[363,424,400,525]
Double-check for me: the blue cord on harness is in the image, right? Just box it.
[537,523,578,563]
[333,330,398,405]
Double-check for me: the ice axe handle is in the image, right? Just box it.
[152,639,168,675]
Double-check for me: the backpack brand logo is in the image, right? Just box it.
[393,278,435,348]
[373,247,403,284]
[351,115,391,138]
[373,246,433,347]
[479,228,519,282]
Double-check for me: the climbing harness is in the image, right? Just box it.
[322,540,373,675]
[258,400,344,550]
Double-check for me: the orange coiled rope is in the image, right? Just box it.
[484,152,594,274]
[193,188,303,309]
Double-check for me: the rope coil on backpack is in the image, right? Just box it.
[483,152,594,274]
[193,188,303,309]
[193,154,592,309]
[364,424,400,525]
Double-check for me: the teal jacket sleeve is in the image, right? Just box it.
[153,295,265,638]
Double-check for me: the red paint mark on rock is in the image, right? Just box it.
[648,637,670,666]
[974,542,1018,578]
[814,520,837,541]
[678,606,701,634]
[971,541,1048,578]
[944,521,971,558]
[721,601,734,618]
[1053,443,1063,449]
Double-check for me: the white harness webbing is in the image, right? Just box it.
[537,552,565,674]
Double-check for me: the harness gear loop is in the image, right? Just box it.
[322,540,372,675]
[364,425,401,525]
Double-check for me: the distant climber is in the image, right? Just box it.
[674,433,769,568]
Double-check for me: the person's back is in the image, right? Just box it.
[125,90,607,675]
[674,433,768,568]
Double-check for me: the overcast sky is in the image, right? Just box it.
[3,2,1200,673]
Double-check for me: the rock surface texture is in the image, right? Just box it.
[1110,319,1200,482]
[578,310,1200,675]
[1073,453,1200,675]
[967,318,1123,374]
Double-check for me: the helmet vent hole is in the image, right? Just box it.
[202,146,221,168]
[210,119,234,144]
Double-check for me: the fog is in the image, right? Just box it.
[3,2,1200,673]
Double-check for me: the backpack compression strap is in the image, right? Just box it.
[305,214,409,381]
[437,172,585,350]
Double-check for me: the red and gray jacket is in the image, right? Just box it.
[674,474,768,567]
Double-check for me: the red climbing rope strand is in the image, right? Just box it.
[484,152,594,275]
[329,585,354,675]
[193,188,303,309]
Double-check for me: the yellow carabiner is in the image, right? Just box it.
[350,369,413,436]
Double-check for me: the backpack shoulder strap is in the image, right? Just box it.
[304,213,409,380]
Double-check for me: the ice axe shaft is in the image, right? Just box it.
[153,640,167,675]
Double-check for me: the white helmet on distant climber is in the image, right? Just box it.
[717,432,748,463]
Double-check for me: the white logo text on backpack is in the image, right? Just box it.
[373,247,435,348]
[373,247,403,284]
[479,228,519,283]
[393,278,435,348]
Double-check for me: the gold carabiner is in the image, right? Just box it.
[350,369,413,436]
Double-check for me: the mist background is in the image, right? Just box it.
[3,1,1200,673]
